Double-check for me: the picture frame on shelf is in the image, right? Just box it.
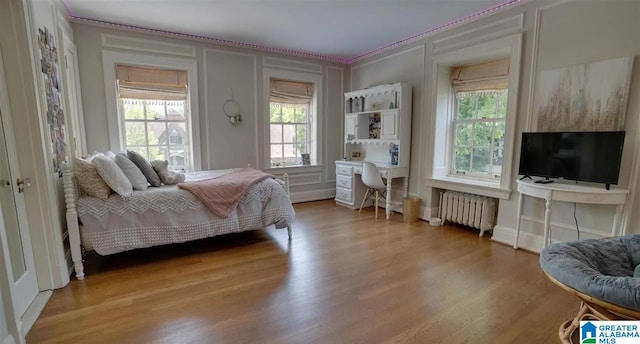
[352,97,362,113]
[301,153,310,166]
[350,150,363,161]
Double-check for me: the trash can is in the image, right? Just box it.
[403,196,422,222]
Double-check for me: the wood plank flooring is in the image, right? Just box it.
[27,200,578,343]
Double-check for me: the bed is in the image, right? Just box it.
[62,162,295,280]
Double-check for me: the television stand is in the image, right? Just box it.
[513,179,629,250]
[534,178,554,184]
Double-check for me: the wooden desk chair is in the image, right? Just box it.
[358,162,386,219]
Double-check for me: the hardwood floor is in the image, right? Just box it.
[27,200,577,343]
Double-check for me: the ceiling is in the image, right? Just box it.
[62,0,517,63]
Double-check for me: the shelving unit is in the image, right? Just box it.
[342,83,412,167]
[335,83,413,216]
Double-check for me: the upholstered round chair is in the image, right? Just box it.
[540,236,640,343]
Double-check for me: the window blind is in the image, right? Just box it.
[450,58,510,92]
[270,78,314,104]
[116,64,188,101]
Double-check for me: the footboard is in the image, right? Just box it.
[280,173,292,240]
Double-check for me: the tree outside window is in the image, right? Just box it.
[269,102,310,167]
[452,89,507,178]
[121,99,189,171]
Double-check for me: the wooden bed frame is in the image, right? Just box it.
[62,162,292,280]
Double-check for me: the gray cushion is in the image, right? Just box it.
[114,153,148,190]
[540,235,640,310]
[126,150,161,187]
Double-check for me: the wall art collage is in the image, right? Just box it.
[38,26,67,177]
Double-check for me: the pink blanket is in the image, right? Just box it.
[178,168,275,218]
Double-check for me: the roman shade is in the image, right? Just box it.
[116,64,188,101]
[450,58,510,92]
[270,78,314,104]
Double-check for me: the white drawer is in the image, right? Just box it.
[335,187,353,203]
[336,175,352,189]
[336,165,353,176]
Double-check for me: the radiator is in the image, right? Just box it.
[439,191,497,237]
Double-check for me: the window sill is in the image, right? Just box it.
[425,175,511,200]
[263,165,323,174]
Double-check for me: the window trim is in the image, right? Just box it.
[102,50,201,171]
[425,33,523,200]
[262,68,322,170]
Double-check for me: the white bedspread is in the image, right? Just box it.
[77,170,295,255]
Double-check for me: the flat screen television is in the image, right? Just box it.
[518,131,625,189]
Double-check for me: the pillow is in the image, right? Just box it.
[634,264,640,278]
[72,158,112,199]
[114,153,148,191]
[127,150,162,187]
[92,154,133,196]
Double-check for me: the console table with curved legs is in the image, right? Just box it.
[513,179,629,250]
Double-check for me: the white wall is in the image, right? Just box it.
[0,0,72,292]
[73,23,345,201]
[348,0,640,251]
[29,0,75,287]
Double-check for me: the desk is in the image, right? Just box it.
[513,179,629,249]
[335,161,409,220]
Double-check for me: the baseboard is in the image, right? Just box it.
[2,335,16,344]
[492,225,545,253]
[290,188,335,203]
[21,290,52,335]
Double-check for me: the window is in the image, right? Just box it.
[116,64,190,171]
[268,78,315,167]
[270,102,311,167]
[426,33,522,200]
[448,58,510,180]
[121,99,189,171]
[452,89,507,178]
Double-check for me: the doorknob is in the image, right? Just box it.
[16,178,31,193]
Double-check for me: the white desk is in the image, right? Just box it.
[513,179,629,249]
[335,160,409,219]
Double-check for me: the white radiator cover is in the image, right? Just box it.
[439,191,497,237]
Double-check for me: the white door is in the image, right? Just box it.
[0,48,39,317]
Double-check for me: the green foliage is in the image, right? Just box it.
[125,122,146,146]
[122,99,187,168]
[123,103,145,120]
[454,90,508,174]
[270,102,311,165]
